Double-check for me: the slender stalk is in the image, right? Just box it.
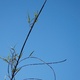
[10,0,47,80]
[19,56,56,80]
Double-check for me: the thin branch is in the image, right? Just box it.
[20,59,67,66]
[31,57,56,80]
[14,57,66,77]
[19,0,47,58]
[10,0,47,80]
[23,78,42,80]
[19,56,56,80]
[20,55,67,64]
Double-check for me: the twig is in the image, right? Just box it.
[10,0,47,80]
[20,58,67,65]
[23,78,42,80]
[19,56,56,80]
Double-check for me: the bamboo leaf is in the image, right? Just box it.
[34,11,38,22]
[0,56,9,63]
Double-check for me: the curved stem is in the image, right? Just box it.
[19,56,56,80]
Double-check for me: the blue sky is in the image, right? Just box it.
[0,0,80,80]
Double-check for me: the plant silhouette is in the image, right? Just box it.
[0,0,67,80]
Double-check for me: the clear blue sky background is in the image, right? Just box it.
[0,0,80,80]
